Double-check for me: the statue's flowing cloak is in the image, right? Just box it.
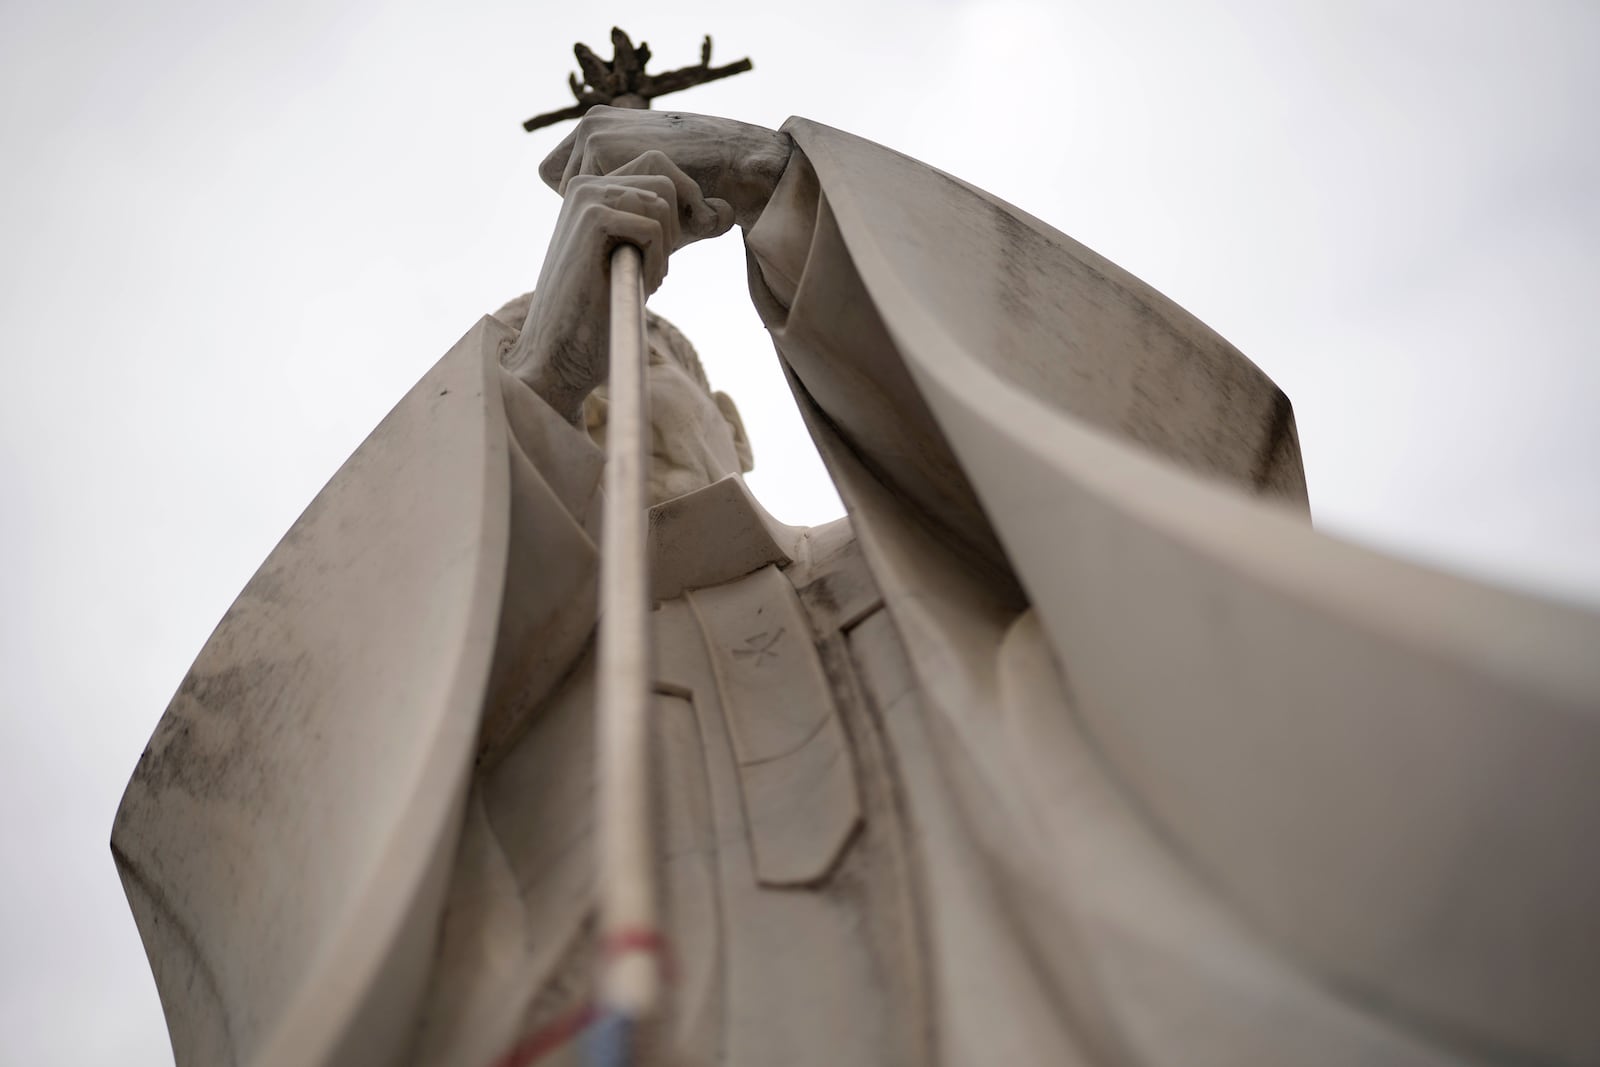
[113,119,1600,1067]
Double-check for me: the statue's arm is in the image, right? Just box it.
[741,142,1016,572]
[533,108,1009,569]
[508,116,767,424]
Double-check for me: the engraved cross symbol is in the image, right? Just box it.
[732,627,786,667]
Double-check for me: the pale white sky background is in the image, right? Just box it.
[2,1,1597,1062]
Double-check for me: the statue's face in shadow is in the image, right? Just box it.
[585,324,753,506]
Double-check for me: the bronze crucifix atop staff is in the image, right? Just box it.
[523,27,753,131]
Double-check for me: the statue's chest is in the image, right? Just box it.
[656,545,874,888]
[475,526,926,1066]
[641,528,924,1064]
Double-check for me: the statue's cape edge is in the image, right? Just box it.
[782,116,1600,1062]
[111,316,516,1067]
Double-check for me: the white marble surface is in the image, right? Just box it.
[5,5,1600,1064]
[114,108,1600,1065]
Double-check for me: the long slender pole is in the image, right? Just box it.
[590,243,658,1067]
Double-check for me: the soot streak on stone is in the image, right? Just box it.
[136,649,313,808]
[110,838,236,1061]
[1251,389,1295,491]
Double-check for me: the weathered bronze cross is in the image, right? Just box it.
[522,27,753,131]
[516,29,757,1065]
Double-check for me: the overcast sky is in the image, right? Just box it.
[3,1,1597,1062]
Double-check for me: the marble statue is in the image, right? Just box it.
[112,106,1600,1067]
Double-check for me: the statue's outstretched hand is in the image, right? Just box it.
[540,106,792,231]
[506,150,735,421]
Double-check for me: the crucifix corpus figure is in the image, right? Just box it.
[113,26,1600,1067]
